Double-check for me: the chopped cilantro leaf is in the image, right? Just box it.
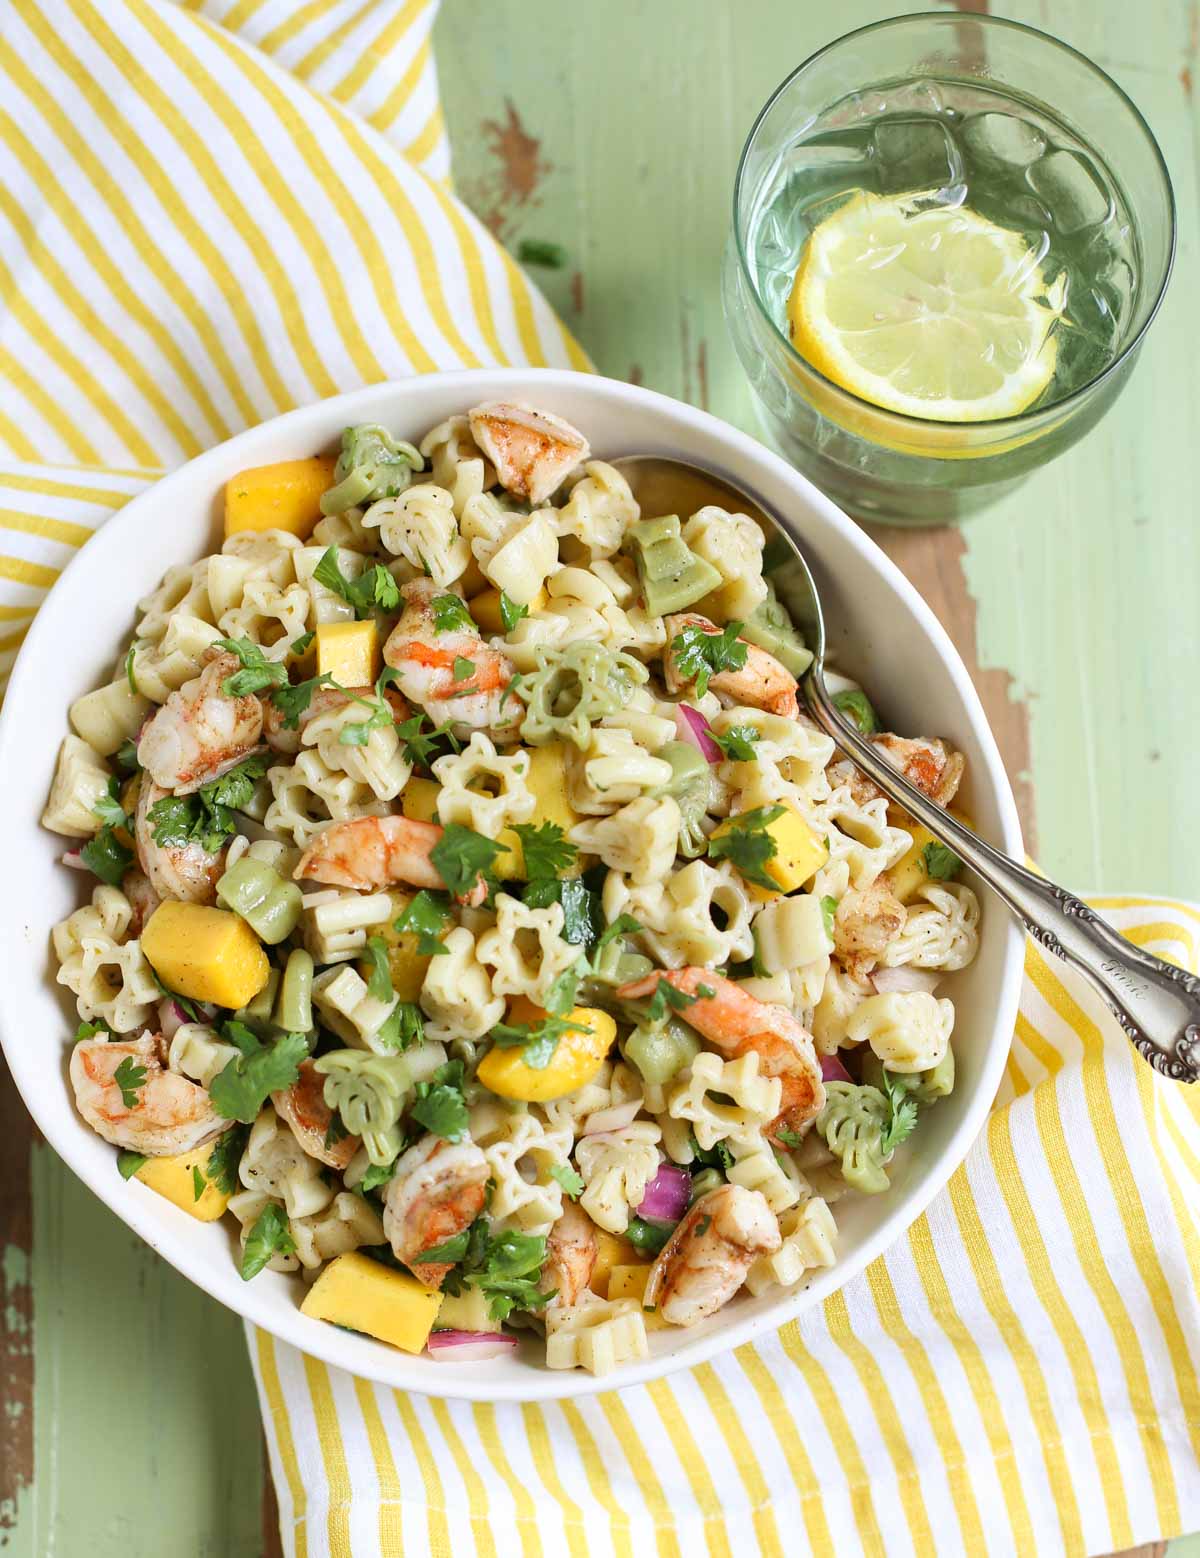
[593,914,642,962]
[549,1162,583,1198]
[364,936,393,1002]
[74,1018,112,1041]
[644,977,701,1024]
[214,637,289,697]
[430,822,503,898]
[670,620,747,698]
[820,895,838,940]
[80,825,133,886]
[879,1069,920,1155]
[450,655,475,685]
[542,956,586,1017]
[706,804,785,892]
[710,724,761,762]
[209,1031,308,1124]
[91,777,127,830]
[430,593,475,633]
[117,1150,146,1180]
[774,1129,806,1149]
[114,737,141,775]
[410,1061,468,1142]
[393,890,452,956]
[689,1136,733,1173]
[147,753,269,854]
[313,547,400,618]
[512,821,577,881]
[113,1055,146,1109]
[499,591,528,632]
[434,1220,551,1321]
[290,630,315,656]
[206,1125,249,1196]
[270,671,335,729]
[356,1158,398,1196]
[192,1165,206,1203]
[337,667,401,747]
[375,1001,424,1051]
[491,1010,592,1071]
[395,712,460,767]
[922,842,962,881]
[240,1202,296,1280]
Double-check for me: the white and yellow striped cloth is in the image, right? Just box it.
[1,5,1197,1556]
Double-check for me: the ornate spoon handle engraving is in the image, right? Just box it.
[805,676,1200,1083]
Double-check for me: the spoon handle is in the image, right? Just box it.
[804,674,1200,1083]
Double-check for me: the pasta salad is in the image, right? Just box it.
[44,402,980,1374]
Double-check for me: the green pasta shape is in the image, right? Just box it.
[815,1080,892,1194]
[517,641,648,749]
[216,857,302,945]
[314,1050,411,1166]
[275,948,314,1035]
[652,740,720,857]
[319,423,422,515]
[739,579,812,677]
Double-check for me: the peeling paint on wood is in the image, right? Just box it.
[0,1063,34,1543]
[462,99,552,239]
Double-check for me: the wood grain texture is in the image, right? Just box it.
[4,2,1197,1555]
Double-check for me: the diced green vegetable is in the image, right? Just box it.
[624,1020,700,1086]
[216,856,303,945]
[739,579,812,676]
[832,688,879,735]
[625,514,723,616]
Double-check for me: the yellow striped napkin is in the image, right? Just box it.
[2,5,1197,1556]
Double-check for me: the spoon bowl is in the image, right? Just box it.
[614,453,1200,1084]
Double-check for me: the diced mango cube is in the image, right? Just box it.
[607,1263,671,1328]
[885,811,972,903]
[590,1231,640,1297]
[316,620,380,688]
[136,1142,233,1222]
[141,901,270,1009]
[400,777,440,824]
[494,743,580,880]
[300,1251,443,1353]
[710,803,828,900]
[435,1286,501,1334]
[224,457,336,540]
[459,556,490,599]
[476,1006,616,1102]
[357,890,431,1002]
[470,585,548,636]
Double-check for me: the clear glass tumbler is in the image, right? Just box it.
[722,13,1176,525]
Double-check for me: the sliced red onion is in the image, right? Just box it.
[820,1053,853,1084]
[674,703,721,764]
[61,848,89,872]
[870,966,941,996]
[427,1330,518,1362]
[581,1099,643,1136]
[158,998,188,1040]
[636,1162,691,1223]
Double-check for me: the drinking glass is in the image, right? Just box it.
[722,13,1176,525]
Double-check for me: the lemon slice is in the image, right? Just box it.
[788,191,1066,423]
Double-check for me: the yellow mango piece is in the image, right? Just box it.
[135,1142,232,1222]
[400,777,441,824]
[477,1006,616,1102]
[885,811,972,904]
[435,1286,501,1334]
[712,803,829,901]
[357,890,432,1002]
[316,620,380,687]
[141,901,270,1009]
[301,1251,443,1353]
[470,584,548,636]
[494,743,580,880]
[607,1263,672,1328]
[224,457,336,539]
[590,1231,640,1297]
[459,556,490,599]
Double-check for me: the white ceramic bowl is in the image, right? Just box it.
[0,370,1024,1401]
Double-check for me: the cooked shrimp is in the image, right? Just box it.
[70,1034,229,1156]
[121,867,161,937]
[646,1184,780,1326]
[663,613,799,719]
[261,683,410,756]
[829,733,964,810]
[382,1134,489,1288]
[383,578,519,737]
[272,1059,359,1171]
[833,876,906,978]
[134,775,225,904]
[617,967,825,1137]
[294,814,488,905]
[543,1198,599,1307]
[137,650,264,794]
[468,401,589,506]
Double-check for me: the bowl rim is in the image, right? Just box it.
[0,367,1025,1401]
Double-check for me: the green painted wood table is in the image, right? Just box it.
[1,1,1197,1553]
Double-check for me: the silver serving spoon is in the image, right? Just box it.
[613,454,1200,1084]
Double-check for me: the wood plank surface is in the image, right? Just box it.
[1,1,1196,1554]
